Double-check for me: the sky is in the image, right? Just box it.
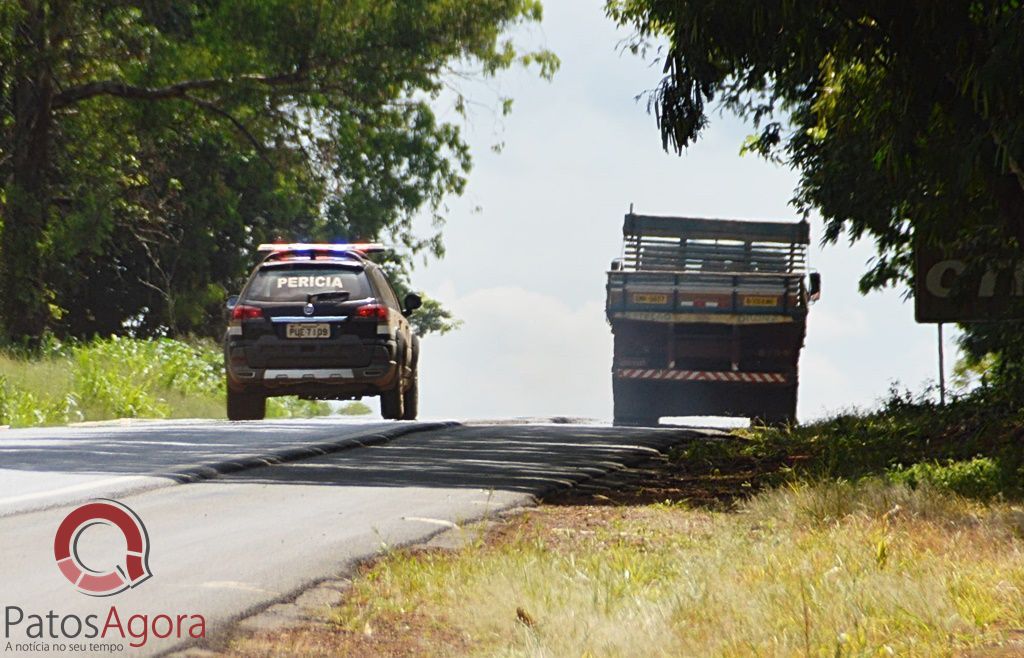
[403,0,959,423]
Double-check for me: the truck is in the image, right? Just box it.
[606,212,820,425]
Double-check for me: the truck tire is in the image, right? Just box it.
[750,385,797,427]
[750,414,793,428]
[612,379,659,426]
[380,384,404,420]
[613,415,660,427]
[227,389,266,421]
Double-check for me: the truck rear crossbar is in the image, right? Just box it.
[614,368,789,384]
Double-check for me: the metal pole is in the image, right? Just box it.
[938,323,946,406]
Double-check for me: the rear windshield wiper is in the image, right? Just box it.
[307,291,351,303]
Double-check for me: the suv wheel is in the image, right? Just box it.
[380,384,404,420]
[227,389,266,421]
[401,370,418,420]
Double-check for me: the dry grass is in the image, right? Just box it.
[227,479,1024,658]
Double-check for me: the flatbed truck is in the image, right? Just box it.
[606,213,819,425]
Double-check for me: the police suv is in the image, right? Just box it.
[223,243,421,421]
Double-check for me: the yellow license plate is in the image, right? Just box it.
[743,296,778,307]
[632,293,669,304]
[286,323,330,339]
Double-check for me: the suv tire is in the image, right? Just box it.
[401,370,418,420]
[227,389,266,421]
[380,384,404,420]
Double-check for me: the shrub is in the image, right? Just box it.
[0,374,80,426]
[889,457,1005,500]
[0,336,332,426]
[338,401,373,416]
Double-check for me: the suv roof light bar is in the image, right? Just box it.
[257,242,386,254]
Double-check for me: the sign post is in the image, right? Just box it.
[937,323,945,406]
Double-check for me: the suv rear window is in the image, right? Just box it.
[245,265,371,302]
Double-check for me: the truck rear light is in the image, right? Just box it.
[231,304,265,320]
[355,304,388,320]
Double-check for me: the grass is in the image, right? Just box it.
[671,385,1024,501]
[228,479,1024,657]
[0,336,369,427]
[222,387,1024,657]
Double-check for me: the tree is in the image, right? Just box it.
[608,0,1024,392]
[0,0,557,341]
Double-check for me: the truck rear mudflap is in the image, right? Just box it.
[612,375,797,425]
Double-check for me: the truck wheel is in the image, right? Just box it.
[750,415,793,428]
[750,386,797,427]
[401,370,418,421]
[613,415,660,427]
[380,384,404,420]
[227,389,266,421]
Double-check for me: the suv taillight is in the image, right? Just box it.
[231,304,264,321]
[355,304,388,320]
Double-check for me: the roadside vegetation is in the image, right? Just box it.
[234,482,1023,657]
[225,387,1024,657]
[0,337,371,427]
[695,385,1024,502]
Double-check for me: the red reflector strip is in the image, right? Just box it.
[614,368,787,384]
[678,294,732,309]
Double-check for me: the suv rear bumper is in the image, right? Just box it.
[227,361,400,398]
[225,335,401,398]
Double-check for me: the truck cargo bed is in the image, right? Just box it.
[606,212,816,425]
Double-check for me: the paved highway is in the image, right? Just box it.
[0,418,441,517]
[0,419,705,656]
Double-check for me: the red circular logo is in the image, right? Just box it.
[54,499,153,597]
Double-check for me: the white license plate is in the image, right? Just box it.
[286,323,330,339]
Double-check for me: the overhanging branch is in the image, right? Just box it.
[183,94,270,162]
[52,71,307,109]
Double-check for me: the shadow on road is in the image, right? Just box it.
[207,425,703,493]
[0,419,387,475]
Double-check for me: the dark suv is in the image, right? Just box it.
[223,243,421,421]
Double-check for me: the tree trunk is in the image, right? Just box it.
[1,1,53,342]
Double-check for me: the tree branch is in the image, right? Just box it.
[52,71,307,109]
[183,94,271,162]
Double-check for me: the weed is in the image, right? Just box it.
[889,457,1005,500]
[0,337,333,426]
[247,480,1024,658]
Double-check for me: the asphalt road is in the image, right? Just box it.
[0,419,706,657]
[0,418,440,517]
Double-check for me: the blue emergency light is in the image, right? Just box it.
[256,242,386,255]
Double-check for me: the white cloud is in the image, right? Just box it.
[401,0,963,423]
[418,287,612,420]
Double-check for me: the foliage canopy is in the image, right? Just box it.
[608,0,1024,392]
[0,0,556,340]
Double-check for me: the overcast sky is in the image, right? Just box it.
[404,0,958,423]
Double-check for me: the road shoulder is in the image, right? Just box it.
[199,440,1024,657]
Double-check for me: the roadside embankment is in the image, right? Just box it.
[0,337,361,427]
[220,390,1024,657]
